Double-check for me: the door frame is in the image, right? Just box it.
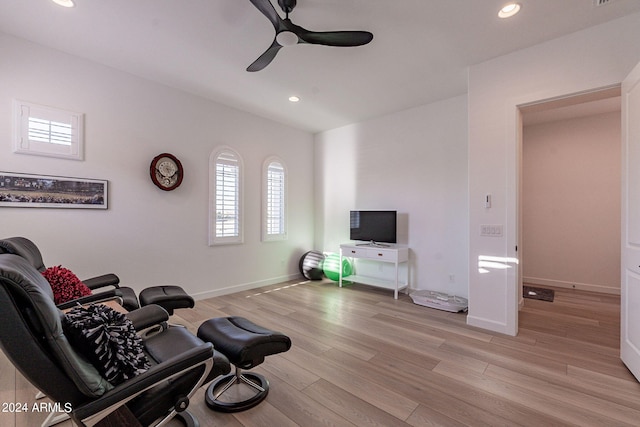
[513,85,622,322]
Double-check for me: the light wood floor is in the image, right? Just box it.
[2,280,639,426]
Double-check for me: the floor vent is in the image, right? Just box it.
[594,0,616,6]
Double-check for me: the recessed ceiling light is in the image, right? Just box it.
[52,0,75,7]
[288,96,300,103]
[498,3,521,18]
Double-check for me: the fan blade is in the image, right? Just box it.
[247,40,282,72]
[297,30,373,47]
[249,0,281,30]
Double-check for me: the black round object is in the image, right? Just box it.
[299,250,325,280]
[278,0,296,14]
[205,373,269,413]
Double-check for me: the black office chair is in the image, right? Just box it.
[0,236,140,310]
[0,252,231,427]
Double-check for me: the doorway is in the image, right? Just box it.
[518,87,622,318]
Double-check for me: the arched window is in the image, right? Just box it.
[262,157,287,241]
[209,146,243,245]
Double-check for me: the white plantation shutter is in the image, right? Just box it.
[266,162,285,234]
[28,117,72,145]
[209,148,243,245]
[13,100,83,160]
[263,158,287,241]
[216,152,239,237]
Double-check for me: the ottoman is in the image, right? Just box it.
[197,316,291,412]
[138,285,194,315]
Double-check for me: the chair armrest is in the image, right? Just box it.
[56,289,124,310]
[72,343,214,424]
[125,305,169,330]
[82,273,120,290]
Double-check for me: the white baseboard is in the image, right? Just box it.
[190,273,303,300]
[523,276,620,295]
[466,315,516,336]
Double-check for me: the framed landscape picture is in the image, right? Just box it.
[0,172,108,209]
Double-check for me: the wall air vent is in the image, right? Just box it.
[593,0,616,6]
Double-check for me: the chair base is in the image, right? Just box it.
[175,410,199,427]
[204,369,269,413]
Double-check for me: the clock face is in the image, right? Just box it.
[158,160,177,177]
[150,153,183,191]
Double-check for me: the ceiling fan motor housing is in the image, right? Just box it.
[278,0,297,14]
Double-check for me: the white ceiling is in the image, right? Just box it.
[2,0,640,133]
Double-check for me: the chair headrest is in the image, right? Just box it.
[0,252,54,301]
[0,237,46,272]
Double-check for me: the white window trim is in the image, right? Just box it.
[209,146,243,246]
[12,99,84,161]
[262,156,287,242]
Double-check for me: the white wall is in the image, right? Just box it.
[0,33,315,298]
[523,111,621,294]
[468,12,640,335]
[314,95,469,297]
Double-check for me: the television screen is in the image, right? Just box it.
[350,210,397,244]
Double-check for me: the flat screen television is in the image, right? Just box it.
[350,210,397,245]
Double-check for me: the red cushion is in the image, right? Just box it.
[42,265,92,305]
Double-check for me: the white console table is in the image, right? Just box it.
[339,243,409,299]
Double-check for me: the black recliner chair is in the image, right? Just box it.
[1,237,197,315]
[0,252,231,426]
[0,236,141,311]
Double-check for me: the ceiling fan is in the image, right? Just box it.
[247,0,374,72]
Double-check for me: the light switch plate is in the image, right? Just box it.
[480,224,503,237]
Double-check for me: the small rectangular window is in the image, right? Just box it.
[28,117,72,145]
[13,100,84,160]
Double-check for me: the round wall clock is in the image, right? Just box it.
[150,153,183,191]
